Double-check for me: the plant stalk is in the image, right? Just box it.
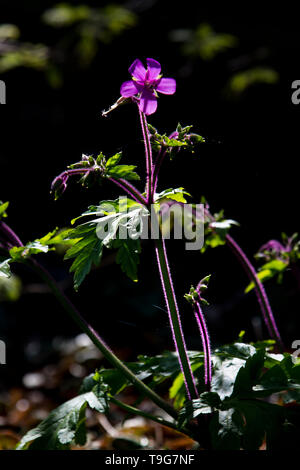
[109,396,180,433]
[226,234,284,350]
[152,130,178,195]
[137,111,198,400]
[108,177,146,205]
[193,301,212,391]
[0,221,23,247]
[155,236,199,400]
[139,110,153,204]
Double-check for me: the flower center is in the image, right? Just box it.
[144,79,156,91]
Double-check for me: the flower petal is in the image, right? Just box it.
[139,90,157,115]
[156,78,176,95]
[128,59,146,81]
[146,58,161,81]
[120,80,141,97]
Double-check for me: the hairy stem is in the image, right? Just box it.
[138,110,153,204]
[152,148,167,195]
[137,107,197,399]
[152,131,179,195]
[193,301,212,391]
[108,177,147,205]
[52,168,146,205]
[109,396,182,433]
[155,236,199,400]
[0,221,23,247]
[226,234,284,350]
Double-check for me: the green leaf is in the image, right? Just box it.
[9,240,51,261]
[83,351,204,403]
[178,392,221,427]
[106,151,140,180]
[233,400,285,450]
[169,362,204,409]
[64,223,103,290]
[0,201,9,220]
[93,205,147,248]
[232,349,265,396]
[215,342,257,361]
[148,123,205,158]
[202,232,227,250]
[16,385,109,450]
[112,238,141,282]
[7,229,66,262]
[65,198,147,288]
[0,258,11,278]
[81,362,158,398]
[211,356,246,400]
[163,136,187,148]
[155,187,191,204]
[107,164,140,181]
[70,200,121,225]
[291,364,300,382]
[210,408,243,450]
[202,211,240,253]
[245,259,288,293]
[106,152,122,168]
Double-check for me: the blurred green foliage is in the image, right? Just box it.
[227,67,279,96]
[42,3,137,66]
[0,5,279,99]
[0,274,22,302]
[170,23,238,60]
[0,22,49,77]
[0,24,20,40]
[0,3,137,85]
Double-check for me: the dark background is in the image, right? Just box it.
[0,1,299,388]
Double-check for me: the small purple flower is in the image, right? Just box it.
[120,58,176,115]
[259,240,286,257]
[258,235,299,264]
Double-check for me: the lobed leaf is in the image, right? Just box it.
[64,223,103,291]
[112,238,141,282]
[16,385,109,450]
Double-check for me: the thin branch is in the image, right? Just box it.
[152,131,179,195]
[152,147,167,195]
[0,221,23,247]
[155,236,199,400]
[108,177,147,205]
[138,110,153,204]
[226,234,284,350]
[192,301,212,391]
[109,396,181,433]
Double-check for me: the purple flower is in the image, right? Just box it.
[120,58,176,115]
[259,240,286,256]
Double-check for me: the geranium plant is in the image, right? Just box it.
[1,58,300,450]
